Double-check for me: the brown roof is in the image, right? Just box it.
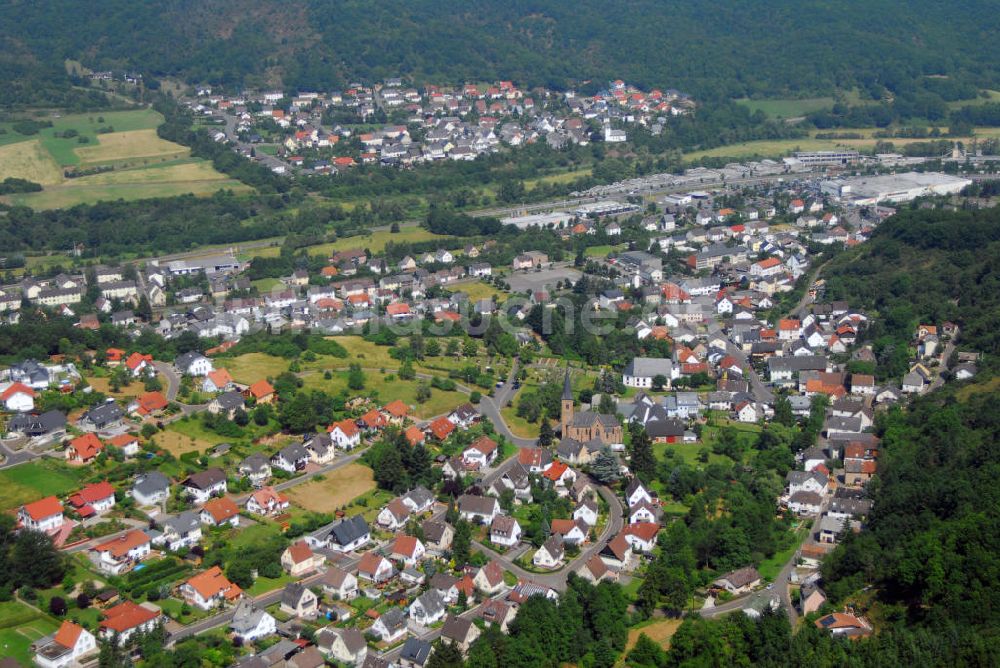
[202,497,240,523]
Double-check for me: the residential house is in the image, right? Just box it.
[409,589,447,626]
[180,566,242,610]
[33,620,97,668]
[98,601,161,646]
[182,468,227,503]
[242,483,289,516]
[458,495,500,524]
[550,518,588,546]
[200,497,240,527]
[174,352,214,377]
[321,515,371,552]
[533,535,565,568]
[271,442,310,473]
[440,615,480,655]
[329,419,362,450]
[573,498,599,527]
[399,637,433,668]
[714,566,761,595]
[280,582,319,619]
[390,534,426,567]
[377,498,412,530]
[281,540,324,577]
[67,481,116,517]
[320,566,358,601]
[422,520,454,553]
[490,515,522,547]
[18,496,64,534]
[371,608,408,643]
[132,472,171,506]
[462,435,498,467]
[66,433,104,465]
[89,529,152,575]
[229,599,277,643]
[238,454,271,488]
[473,561,505,596]
[317,627,368,667]
[357,552,394,583]
[155,511,202,552]
[622,522,660,553]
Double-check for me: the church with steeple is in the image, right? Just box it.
[560,370,623,446]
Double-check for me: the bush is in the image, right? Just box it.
[49,596,67,616]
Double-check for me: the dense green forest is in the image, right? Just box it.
[3,1,1000,105]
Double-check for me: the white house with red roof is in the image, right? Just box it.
[19,496,64,533]
[328,418,361,450]
[34,620,97,668]
[281,540,325,577]
[462,435,498,467]
[89,529,152,575]
[66,433,104,465]
[68,482,116,517]
[124,352,154,377]
[99,601,161,645]
[622,522,660,553]
[750,257,784,278]
[0,381,35,412]
[390,534,426,567]
[180,566,243,610]
[245,487,289,516]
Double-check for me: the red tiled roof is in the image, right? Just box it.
[623,522,660,542]
[428,416,455,440]
[404,425,425,446]
[392,534,420,558]
[542,461,569,481]
[93,529,150,559]
[108,433,139,448]
[206,369,233,389]
[0,382,35,401]
[248,380,275,399]
[329,418,360,438]
[202,497,240,524]
[101,601,160,633]
[382,399,410,418]
[69,433,104,460]
[69,481,115,506]
[286,540,314,564]
[136,391,168,415]
[53,620,84,649]
[185,566,241,600]
[22,496,63,521]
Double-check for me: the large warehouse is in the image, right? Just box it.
[821,172,972,205]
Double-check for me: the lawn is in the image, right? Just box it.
[158,419,233,457]
[285,463,377,513]
[525,167,593,190]
[625,618,683,653]
[65,160,230,186]
[653,441,729,468]
[301,368,466,418]
[584,244,627,258]
[450,281,506,303]
[252,277,285,292]
[0,139,64,185]
[0,461,86,510]
[223,352,290,384]
[758,524,809,581]
[0,600,60,665]
[246,573,295,597]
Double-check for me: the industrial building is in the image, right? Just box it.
[500,211,575,230]
[821,172,972,205]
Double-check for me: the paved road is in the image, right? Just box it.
[479,362,538,448]
[152,361,181,401]
[0,440,40,468]
[705,323,774,405]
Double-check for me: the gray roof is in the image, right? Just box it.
[239,454,270,475]
[413,589,445,617]
[281,582,311,608]
[400,637,432,665]
[624,357,674,378]
[441,614,475,642]
[459,494,498,516]
[163,510,200,535]
[767,356,829,373]
[133,471,171,497]
[404,486,434,509]
[540,535,565,560]
[183,467,226,490]
[377,607,406,632]
[82,401,124,426]
[174,351,209,371]
[215,390,245,411]
[230,600,272,635]
[7,410,66,436]
[327,515,369,547]
[421,520,450,544]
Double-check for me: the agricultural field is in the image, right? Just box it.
[0,140,63,184]
[284,463,376,513]
[158,419,232,457]
[0,460,85,510]
[0,108,248,209]
[0,600,60,665]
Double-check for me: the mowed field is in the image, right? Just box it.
[0,461,84,510]
[0,600,61,665]
[0,139,64,185]
[0,108,250,209]
[284,463,376,513]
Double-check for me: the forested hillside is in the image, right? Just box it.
[3,0,1000,104]
[822,204,1000,379]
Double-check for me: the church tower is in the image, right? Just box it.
[560,369,574,437]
